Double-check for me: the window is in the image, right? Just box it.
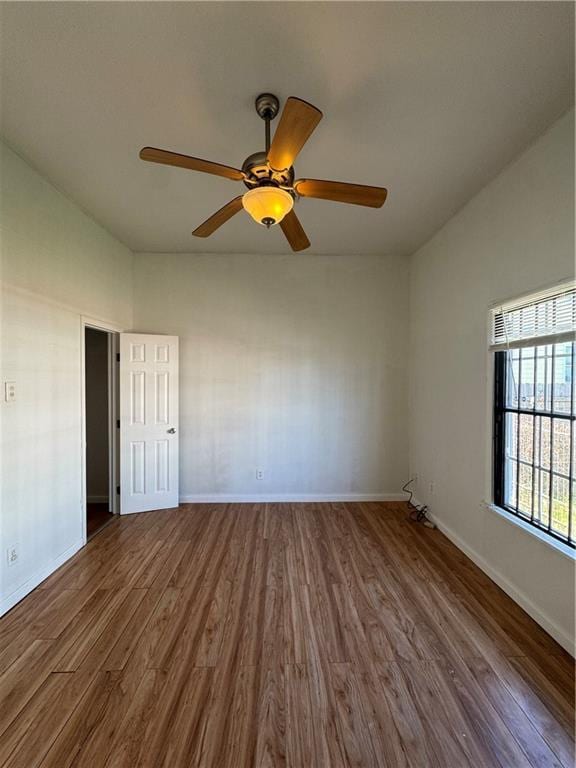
[492,284,576,548]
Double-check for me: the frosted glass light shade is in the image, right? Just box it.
[242,186,293,227]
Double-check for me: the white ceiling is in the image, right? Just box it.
[0,2,573,256]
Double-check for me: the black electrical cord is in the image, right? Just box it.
[402,478,435,527]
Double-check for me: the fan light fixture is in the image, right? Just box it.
[242,186,293,228]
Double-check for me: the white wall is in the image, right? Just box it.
[0,141,133,614]
[134,253,409,500]
[409,109,575,652]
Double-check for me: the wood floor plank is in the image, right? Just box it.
[396,659,488,767]
[373,661,441,767]
[434,655,533,768]
[38,670,124,768]
[52,587,132,672]
[1,671,97,768]
[102,669,166,768]
[285,662,348,768]
[76,588,147,671]
[105,586,182,672]
[254,664,286,768]
[194,578,233,667]
[0,501,573,768]
[329,661,407,768]
[0,639,55,737]
[463,656,566,768]
[282,546,308,665]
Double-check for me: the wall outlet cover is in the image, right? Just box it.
[4,381,16,402]
[7,545,19,567]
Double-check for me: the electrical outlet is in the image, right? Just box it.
[7,545,18,567]
[256,469,264,481]
[4,381,16,402]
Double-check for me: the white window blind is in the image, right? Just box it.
[490,282,576,350]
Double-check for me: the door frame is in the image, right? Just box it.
[81,315,123,544]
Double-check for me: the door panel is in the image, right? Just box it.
[120,333,179,514]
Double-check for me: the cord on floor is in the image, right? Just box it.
[402,478,436,529]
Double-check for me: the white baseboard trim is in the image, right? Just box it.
[179,492,408,504]
[87,495,109,504]
[425,508,574,656]
[0,539,84,617]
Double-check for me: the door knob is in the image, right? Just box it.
[167,427,176,434]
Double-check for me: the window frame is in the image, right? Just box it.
[492,342,575,549]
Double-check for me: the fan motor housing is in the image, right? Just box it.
[241,151,295,191]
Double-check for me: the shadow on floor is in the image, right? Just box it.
[87,502,114,538]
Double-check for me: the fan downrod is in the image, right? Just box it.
[243,93,294,189]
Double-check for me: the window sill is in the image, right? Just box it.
[485,503,576,561]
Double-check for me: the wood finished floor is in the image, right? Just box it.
[86,503,114,539]
[0,502,574,768]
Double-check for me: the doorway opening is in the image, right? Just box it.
[84,325,118,538]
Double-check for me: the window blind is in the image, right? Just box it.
[490,282,576,350]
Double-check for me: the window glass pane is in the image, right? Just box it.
[573,424,576,479]
[533,468,548,525]
[505,413,517,460]
[553,420,570,477]
[537,470,550,528]
[551,475,569,537]
[553,343,572,414]
[571,479,576,541]
[544,344,554,411]
[518,463,533,516]
[573,351,576,417]
[504,456,517,509]
[532,416,542,471]
[518,414,533,465]
[540,417,551,470]
[506,349,519,408]
[519,348,535,410]
[535,346,549,411]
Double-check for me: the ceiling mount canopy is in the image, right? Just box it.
[139,92,388,252]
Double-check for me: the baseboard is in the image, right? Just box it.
[425,508,574,656]
[87,495,109,504]
[0,538,84,617]
[179,492,408,504]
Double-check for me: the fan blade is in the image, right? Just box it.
[279,210,310,252]
[267,97,323,172]
[294,179,388,208]
[140,147,244,181]
[192,196,244,237]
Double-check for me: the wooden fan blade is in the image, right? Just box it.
[294,179,388,208]
[140,147,244,181]
[192,196,244,237]
[267,97,323,172]
[279,210,310,252]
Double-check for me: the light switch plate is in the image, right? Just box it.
[4,381,16,402]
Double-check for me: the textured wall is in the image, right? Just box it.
[134,252,409,499]
[409,109,575,651]
[0,142,133,613]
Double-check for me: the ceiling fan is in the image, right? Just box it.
[139,93,388,252]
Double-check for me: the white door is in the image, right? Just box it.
[119,333,179,514]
